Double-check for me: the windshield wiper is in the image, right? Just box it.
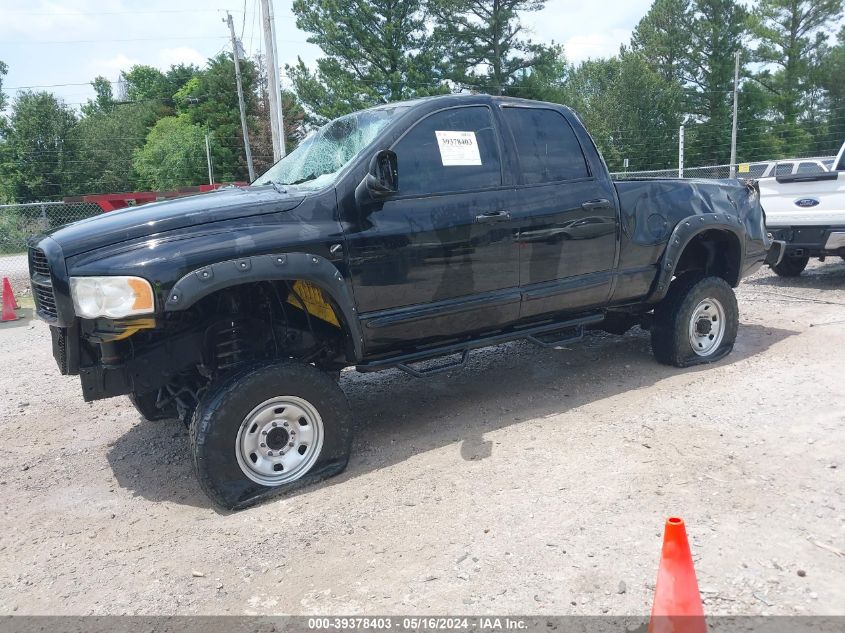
[281,173,320,186]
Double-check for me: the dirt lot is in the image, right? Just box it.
[0,262,843,616]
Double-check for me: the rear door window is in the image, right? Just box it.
[502,107,589,184]
[748,164,767,178]
[392,106,501,197]
[797,162,820,174]
[775,163,793,176]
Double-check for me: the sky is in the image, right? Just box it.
[0,0,654,112]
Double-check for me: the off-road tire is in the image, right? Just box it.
[772,255,809,277]
[651,274,738,368]
[190,361,353,510]
[128,390,177,422]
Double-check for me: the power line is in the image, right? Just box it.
[4,36,230,44]
[3,9,245,15]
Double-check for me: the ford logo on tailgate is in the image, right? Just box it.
[794,197,820,208]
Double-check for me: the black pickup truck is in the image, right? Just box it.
[29,95,780,509]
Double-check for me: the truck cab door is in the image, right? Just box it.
[342,104,520,353]
[500,105,619,319]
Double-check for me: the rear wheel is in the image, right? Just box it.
[651,274,738,368]
[772,255,809,277]
[190,361,353,510]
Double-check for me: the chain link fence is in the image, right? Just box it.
[611,155,836,179]
[1,153,838,298]
[0,202,103,297]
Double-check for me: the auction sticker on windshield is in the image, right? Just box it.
[435,131,482,166]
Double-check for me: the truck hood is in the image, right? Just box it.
[46,185,306,257]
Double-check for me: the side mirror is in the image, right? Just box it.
[355,150,398,207]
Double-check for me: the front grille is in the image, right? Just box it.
[29,247,58,321]
[30,248,51,277]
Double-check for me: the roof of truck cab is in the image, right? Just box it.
[364,93,572,111]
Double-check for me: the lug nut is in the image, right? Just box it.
[262,430,268,435]
[260,443,266,448]
[267,450,274,456]
[272,421,277,427]
[283,421,289,427]
[288,442,294,447]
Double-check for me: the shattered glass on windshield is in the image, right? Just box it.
[253,105,408,191]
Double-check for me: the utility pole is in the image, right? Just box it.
[260,0,285,161]
[269,4,285,159]
[678,125,685,178]
[730,50,740,179]
[226,12,256,181]
[204,133,214,185]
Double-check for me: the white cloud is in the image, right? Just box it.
[1,0,657,108]
[158,47,208,68]
[87,53,141,79]
[523,0,652,63]
[564,29,632,63]
[0,0,96,39]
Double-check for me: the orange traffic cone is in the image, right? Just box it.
[648,517,706,633]
[2,277,18,309]
[1,279,18,322]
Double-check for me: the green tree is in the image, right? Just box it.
[175,52,258,182]
[0,60,8,112]
[506,44,568,101]
[750,0,843,155]
[430,0,555,96]
[81,76,116,116]
[683,0,749,165]
[68,103,158,195]
[631,0,692,83]
[121,63,199,116]
[122,65,169,102]
[0,91,77,202]
[734,80,780,162]
[564,52,684,171]
[820,27,845,152]
[133,115,208,189]
[288,0,447,120]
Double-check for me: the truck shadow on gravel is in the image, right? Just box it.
[748,260,845,291]
[105,322,796,510]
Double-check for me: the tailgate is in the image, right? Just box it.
[759,172,845,227]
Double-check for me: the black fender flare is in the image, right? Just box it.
[163,253,364,361]
[647,213,745,303]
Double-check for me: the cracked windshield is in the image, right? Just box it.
[253,105,408,190]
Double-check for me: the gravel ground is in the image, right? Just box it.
[0,261,843,616]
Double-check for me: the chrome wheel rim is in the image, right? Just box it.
[688,297,725,356]
[235,396,324,486]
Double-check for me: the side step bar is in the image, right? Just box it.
[356,312,605,378]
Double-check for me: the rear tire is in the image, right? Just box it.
[190,361,353,510]
[651,275,738,368]
[772,255,809,277]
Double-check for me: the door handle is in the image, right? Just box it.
[581,198,611,211]
[474,210,511,223]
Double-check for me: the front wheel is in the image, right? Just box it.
[128,390,177,422]
[771,255,809,277]
[190,361,353,510]
[651,275,738,368]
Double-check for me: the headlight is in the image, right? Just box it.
[70,276,155,319]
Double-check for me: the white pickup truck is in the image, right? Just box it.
[758,141,845,276]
